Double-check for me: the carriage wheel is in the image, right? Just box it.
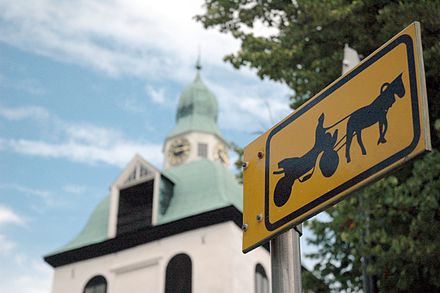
[319,149,339,177]
[274,175,295,207]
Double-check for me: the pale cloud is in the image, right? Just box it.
[0,205,24,226]
[146,85,166,105]
[13,260,52,293]
[0,138,5,151]
[63,184,86,195]
[0,234,15,254]
[0,184,54,207]
[0,75,46,96]
[120,96,144,113]
[0,0,239,82]
[0,106,164,167]
[0,255,52,293]
[5,138,162,168]
[0,105,50,121]
[0,0,293,137]
[206,78,292,134]
[0,205,23,256]
[64,124,120,147]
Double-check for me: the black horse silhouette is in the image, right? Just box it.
[273,113,339,207]
[344,73,405,162]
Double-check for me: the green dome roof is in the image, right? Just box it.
[167,70,221,138]
[157,159,242,224]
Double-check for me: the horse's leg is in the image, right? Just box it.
[377,121,384,145]
[377,116,387,144]
[357,129,367,155]
[345,124,354,163]
[382,117,388,142]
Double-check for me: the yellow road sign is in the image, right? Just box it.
[242,22,431,253]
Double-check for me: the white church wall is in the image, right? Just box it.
[51,221,269,293]
[112,259,160,293]
[229,222,272,293]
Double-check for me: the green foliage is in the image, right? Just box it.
[307,151,440,292]
[230,142,244,184]
[302,266,331,293]
[196,0,440,145]
[198,1,440,291]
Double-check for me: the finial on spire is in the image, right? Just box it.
[196,47,202,71]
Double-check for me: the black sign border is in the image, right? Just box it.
[264,34,420,232]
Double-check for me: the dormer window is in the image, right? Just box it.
[116,180,154,236]
[113,159,159,237]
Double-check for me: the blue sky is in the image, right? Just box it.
[0,1,302,292]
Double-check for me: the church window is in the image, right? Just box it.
[139,165,149,178]
[255,263,269,293]
[198,143,208,158]
[117,180,154,236]
[159,175,174,215]
[125,169,137,184]
[83,275,107,293]
[165,254,192,293]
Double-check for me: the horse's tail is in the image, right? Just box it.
[324,113,351,130]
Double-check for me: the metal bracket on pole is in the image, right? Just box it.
[271,225,302,293]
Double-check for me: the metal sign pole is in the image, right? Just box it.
[271,225,302,293]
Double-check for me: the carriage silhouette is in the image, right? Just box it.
[273,73,405,207]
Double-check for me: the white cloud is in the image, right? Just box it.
[206,77,292,134]
[0,205,24,226]
[6,138,162,168]
[0,105,50,121]
[146,85,166,105]
[0,234,15,254]
[65,124,120,147]
[0,106,164,167]
[0,74,46,96]
[0,0,294,136]
[0,206,23,256]
[63,184,86,195]
[0,256,52,293]
[120,96,144,113]
[0,184,56,208]
[0,0,239,82]
[12,260,52,293]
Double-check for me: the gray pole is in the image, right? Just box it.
[271,225,302,293]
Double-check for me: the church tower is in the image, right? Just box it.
[44,62,270,293]
[163,61,229,169]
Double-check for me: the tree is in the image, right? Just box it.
[307,149,440,292]
[196,0,440,146]
[197,1,440,291]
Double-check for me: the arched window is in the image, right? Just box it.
[165,253,192,293]
[83,275,107,293]
[255,263,269,293]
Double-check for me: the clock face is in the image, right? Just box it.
[213,143,229,165]
[167,138,191,166]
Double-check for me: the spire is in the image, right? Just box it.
[195,48,202,71]
[166,56,220,139]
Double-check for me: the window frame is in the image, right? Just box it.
[197,143,208,158]
[255,263,269,293]
[165,253,192,293]
[83,275,107,293]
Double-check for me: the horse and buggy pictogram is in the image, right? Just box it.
[273,73,406,207]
